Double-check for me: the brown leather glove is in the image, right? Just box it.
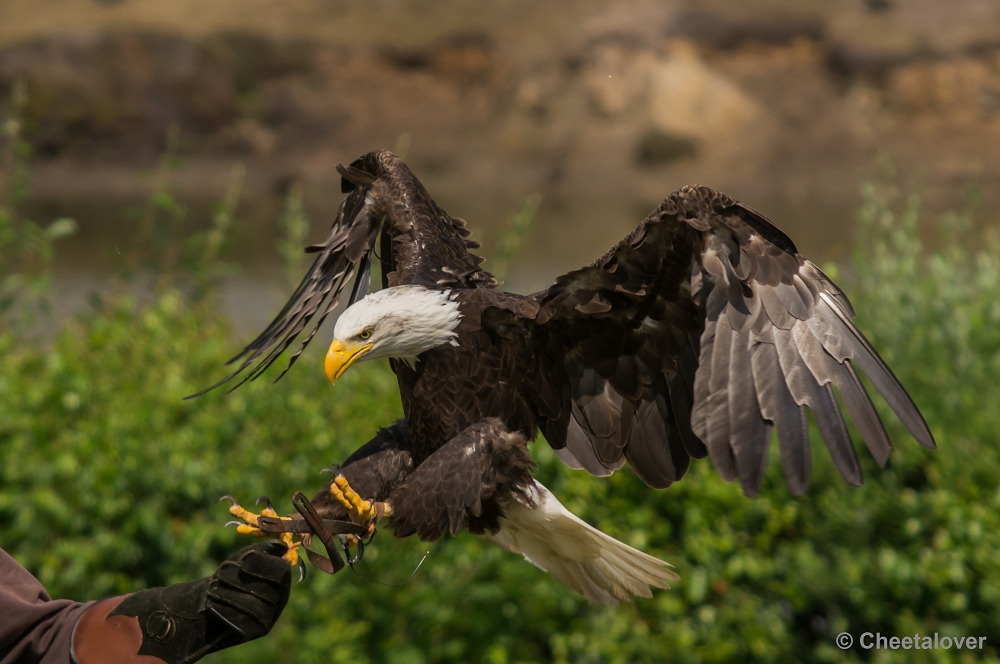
[71,541,292,664]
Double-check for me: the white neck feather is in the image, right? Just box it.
[333,285,462,367]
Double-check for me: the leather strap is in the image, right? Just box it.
[71,596,165,664]
[292,491,346,574]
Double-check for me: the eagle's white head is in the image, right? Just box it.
[325,285,462,382]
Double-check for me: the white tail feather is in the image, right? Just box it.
[489,481,678,604]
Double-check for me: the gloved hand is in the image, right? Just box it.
[72,541,292,664]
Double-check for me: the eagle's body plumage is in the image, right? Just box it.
[394,290,539,461]
[198,150,934,603]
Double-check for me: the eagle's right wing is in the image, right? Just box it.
[188,150,492,397]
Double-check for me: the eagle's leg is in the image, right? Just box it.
[386,419,536,541]
[223,496,305,568]
[329,475,379,523]
[328,475,393,548]
[307,421,414,548]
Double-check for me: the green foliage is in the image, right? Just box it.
[490,194,541,282]
[0,81,77,331]
[2,168,999,662]
[278,181,310,291]
[191,163,245,300]
[125,124,189,279]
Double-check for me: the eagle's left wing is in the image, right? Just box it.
[519,185,934,496]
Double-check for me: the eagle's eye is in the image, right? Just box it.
[359,328,373,341]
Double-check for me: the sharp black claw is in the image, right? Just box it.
[225,520,243,528]
[297,556,307,582]
[256,495,274,511]
[220,495,238,506]
[320,464,343,476]
[339,535,364,566]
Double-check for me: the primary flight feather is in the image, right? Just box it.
[195,150,934,604]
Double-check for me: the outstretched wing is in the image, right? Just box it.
[188,150,493,397]
[520,185,934,496]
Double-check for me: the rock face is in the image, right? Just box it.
[647,42,758,142]
[582,39,758,142]
[1,0,999,283]
[0,32,315,158]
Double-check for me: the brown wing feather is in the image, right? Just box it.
[188,150,493,397]
[516,185,933,495]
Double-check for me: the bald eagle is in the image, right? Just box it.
[197,150,934,604]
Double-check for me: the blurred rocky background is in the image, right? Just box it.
[3,0,1000,324]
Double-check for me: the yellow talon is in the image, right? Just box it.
[229,504,261,528]
[229,503,267,536]
[283,541,300,566]
[331,476,375,523]
[226,498,301,567]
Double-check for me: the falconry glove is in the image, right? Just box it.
[71,541,291,664]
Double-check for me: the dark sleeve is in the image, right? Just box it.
[0,548,95,664]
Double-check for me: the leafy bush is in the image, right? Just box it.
[1,172,999,662]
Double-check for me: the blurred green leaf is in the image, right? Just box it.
[279,182,310,290]
[45,218,77,241]
[491,194,541,282]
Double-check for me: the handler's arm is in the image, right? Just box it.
[1,542,291,664]
[0,548,94,664]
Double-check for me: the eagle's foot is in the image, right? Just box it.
[330,476,376,524]
[329,477,393,554]
[222,495,302,567]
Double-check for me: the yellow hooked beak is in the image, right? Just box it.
[325,339,374,384]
